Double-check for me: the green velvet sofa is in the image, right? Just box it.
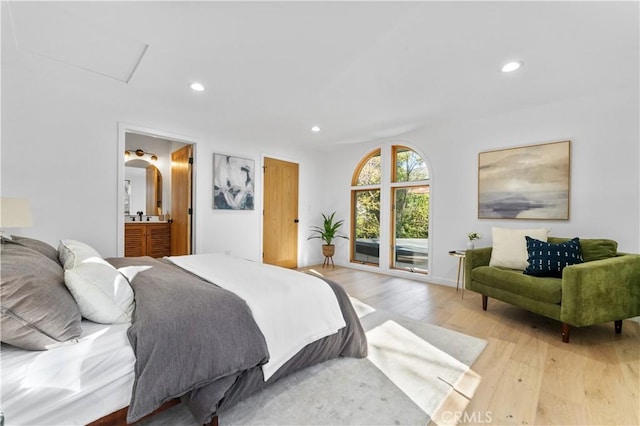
[464,237,640,342]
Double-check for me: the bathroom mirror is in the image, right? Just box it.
[125,163,162,216]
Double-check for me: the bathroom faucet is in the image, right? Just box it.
[137,211,143,221]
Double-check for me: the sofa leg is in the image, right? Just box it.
[482,295,488,311]
[562,323,570,343]
[615,320,623,334]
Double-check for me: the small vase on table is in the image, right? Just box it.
[466,241,474,250]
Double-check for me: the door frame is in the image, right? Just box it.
[117,122,199,256]
[260,152,300,266]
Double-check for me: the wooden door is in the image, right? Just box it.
[263,157,299,268]
[145,165,160,215]
[171,145,193,255]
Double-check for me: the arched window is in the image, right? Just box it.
[351,145,430,274]
[390,146,429,272]
[351,149,381,265]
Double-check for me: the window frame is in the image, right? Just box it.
[351,187,382,266]
[351,148,382,186]
[389,184,430,273]
[350,144,431,275]
[350,149,382,266]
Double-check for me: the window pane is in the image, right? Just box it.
[395,148,428,182]
[353,190,380,265]
[393,186,429,271]
[356,152,381,185]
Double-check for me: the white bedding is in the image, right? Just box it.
[1,254,346,424]
[1,320,134,426]
[167,253,347,380]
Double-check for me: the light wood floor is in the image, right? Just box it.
[300,265,640,426]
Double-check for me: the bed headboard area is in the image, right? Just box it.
[0,236,82,350]
[1,236,135,351]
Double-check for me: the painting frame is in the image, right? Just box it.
[212,153,255,211]
[478,140,570,220]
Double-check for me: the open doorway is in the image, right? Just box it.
[117,123,197,257]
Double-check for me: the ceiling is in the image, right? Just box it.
[3,1,639,148]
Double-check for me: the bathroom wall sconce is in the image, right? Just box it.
[124,149,158,163]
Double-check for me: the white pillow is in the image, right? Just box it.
[64,258,135,324]
[489,227,550,270]
[59,239,102,269]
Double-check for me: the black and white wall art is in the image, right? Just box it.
[478,140,570,220]
[213,154,255,210]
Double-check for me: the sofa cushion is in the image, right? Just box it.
[472,265,562,304]
[547,237,617,262]
[524,237,584,278]
[489,227,550,270]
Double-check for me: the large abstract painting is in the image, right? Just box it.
[478,140,570,220]
[213,154,255,210]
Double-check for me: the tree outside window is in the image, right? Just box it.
[351,146,430,273]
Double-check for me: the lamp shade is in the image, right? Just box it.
[0,198,33,228]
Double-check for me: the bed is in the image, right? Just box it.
[0,236,367,425]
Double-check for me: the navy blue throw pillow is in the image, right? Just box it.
[524,237,584,278]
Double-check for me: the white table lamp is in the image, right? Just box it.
[0,198,33,229]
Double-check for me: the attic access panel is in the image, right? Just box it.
[8,2,147,83]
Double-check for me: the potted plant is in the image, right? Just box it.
[467,232,481,250]
[308,212,349,258]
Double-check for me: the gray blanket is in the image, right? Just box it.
[188,275,368,424]
[107,257,268,423]
[107,257,367,424]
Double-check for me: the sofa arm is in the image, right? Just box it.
[464,247,492,289]
[561,254,640,327]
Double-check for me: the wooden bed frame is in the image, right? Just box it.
[87,399,218,426]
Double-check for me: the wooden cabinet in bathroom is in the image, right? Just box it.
[125,223,171,258]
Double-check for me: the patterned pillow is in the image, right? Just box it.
[524,237,584,278]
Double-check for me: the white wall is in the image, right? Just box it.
[322,87,640,287]
[191,144,327,264]
[2,52,637,279]
[1,55,327,263]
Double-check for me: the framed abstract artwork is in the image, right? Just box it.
[213,153,255,210]
[478,140,570,220]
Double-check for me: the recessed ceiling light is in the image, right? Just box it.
[311,126,321,132]
[501,61,523,73]
[190,82,205,92]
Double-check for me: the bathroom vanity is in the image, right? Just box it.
[125,222,171,258]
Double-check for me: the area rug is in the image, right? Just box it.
[140,299,487,426]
